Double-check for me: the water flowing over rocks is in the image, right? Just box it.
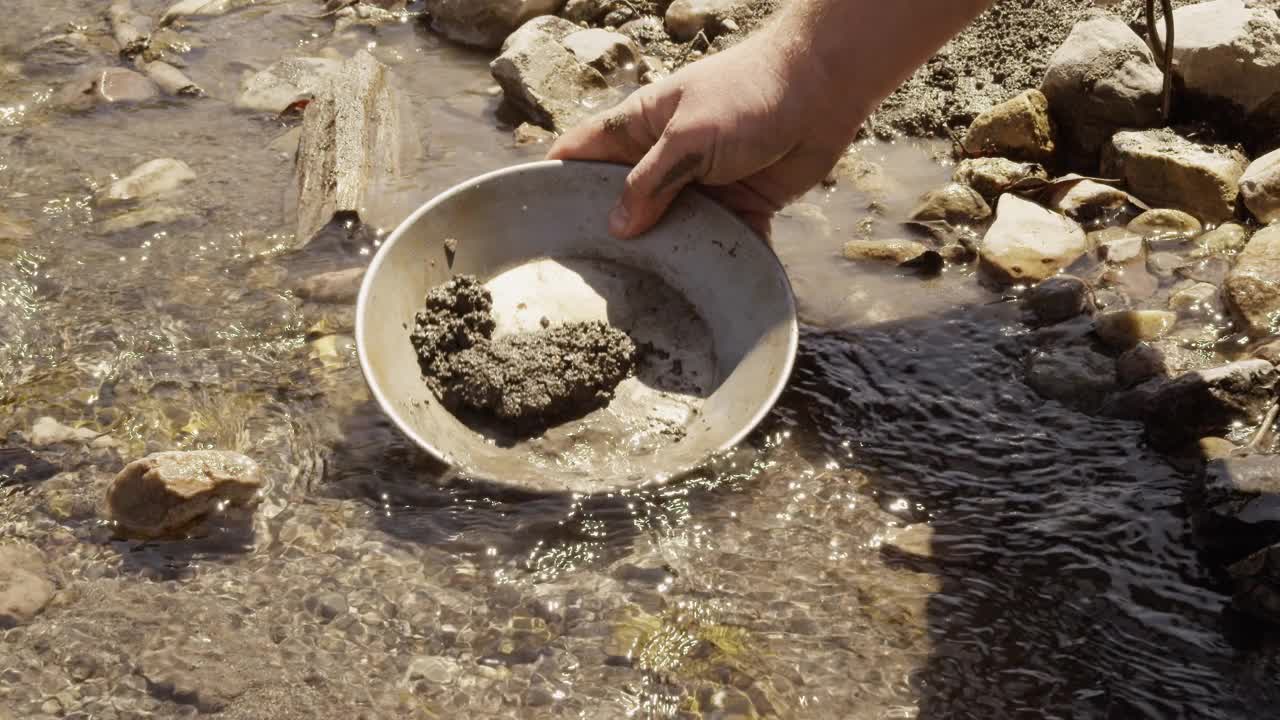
[980,193,1087,285]
[960,89,1056,164]
[1093,309,1177,349]
[294,51,406,246]
[1225,225,1280,337]
[97,159,196,206]
[0,544,53,628]
[1040,10,1163,160]
[1101,130,1248,224]
[562,28,646,85]
[143,60,203,96]
[106,450,263,539]
[1143,360,1279,451]
[842,238,932,266]
[425,0,565,50]
[1128,208,1203,239]
[57,67,160,110]
[1240,148,1280,223]
[1025,342,1118,413]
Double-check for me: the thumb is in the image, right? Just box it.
[611,131,707,238]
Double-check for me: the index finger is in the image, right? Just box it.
[547,91,658,165]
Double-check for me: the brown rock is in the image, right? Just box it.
[0,544,53,628]
[1101,129,1248,223]
[961,89,1056,163]
[106,450,263,539]
[1225,225,1280,336]
[841,238,931,265]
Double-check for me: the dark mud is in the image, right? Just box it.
[410,275,637,429]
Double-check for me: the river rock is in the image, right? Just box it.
[1024,275,1091,324]
[106,450,263,539]
[841,238,931,265]
[1144,360,1279,451]
[513,122,555,145]
[1025,343,1118,413]
[1156,0,1280,131]
[1170,282,1224,319]
[162,0,256,25]
[1240,148,1280,223]
[1128,209,1203,239]
[138,647,249,713]
[1225,225,1280,336]
[295,267,366,303]
[1192,454,1280,563]
[952,157,1049,200]
[1094,309,1176,349]
[0,212,32,242]
[562,0,611,23]
[1044,179,1131,225]
[908,183,991,225]
[27,417,98,447]
[0,544,53,628]
[980,193,1087,285]
[294,51,405,246]
[562,29,644,85]
[491,16,612,132]
[57,67,160,110]
[144,61,202,96]
[665,0,741,41]
[235,57,340,113]
[98,205,197,234]
[1040,11,1163,159]
[825,154,898,200]
[1101,129,1248,223]
[1116,341,1204,386]
[961,89,1055,164]
[1193,222,1250,258]
[425,0,566,50]
[1095,227,1145,264]
[23,33,108,75]
[98,159,196,206]
[1230,541,1280,625]
[109,1,154,56]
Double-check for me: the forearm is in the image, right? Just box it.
[766,0,993,143]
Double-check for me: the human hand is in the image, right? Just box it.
[547,28,865,240]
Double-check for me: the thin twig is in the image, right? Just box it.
[1250,400,1280,450]
[1146,0,1175,121]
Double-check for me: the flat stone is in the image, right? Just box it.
[97,205,197,234]
[1023,275,1091,324]
[1044,179,1131,224]
[1170,282,1224,318]
[106,450,263,539]
[952,157,1049,200]
[908,183,991,225]
[980,193,1087,286]
[144,61,202,96]
[841,238,931,265]
[162,0,256,25]
[57,67,160,110]
[0,544,53,628]
[27,417,97,447]
[98,158,196,206]
[562,29,644,85]
[1101,129,1248,223]
[295,267,366,303]
[1157,0,1280,128]
[294,51,406,246]
[1128,209,1203,239]
[235,57,340,113]
[1094,227,1145,264]
[1225,225,1280,336]
[1144,359,1278,451]
[1229,541,1280,624]
[491,17,613,132]
[665,0,741,42]
[1194,222,1250,257]
[961,89,1056,163]
[1040,10,1163,158]
[425,0,566,50]
[109,1,153,55]
[1094,309,1176,349]
[1193,454,1280,563]
[1025,343,1117,413]
[1240,147,1280,223]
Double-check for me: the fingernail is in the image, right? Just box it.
[608,203,630,237]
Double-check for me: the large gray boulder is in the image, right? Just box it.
[1100,129,1248,223]
[1143,360,1278,451]
[1040,11,1163,160]
[490,17,614,132]
[425,0,566,49]
[1225,225,1280,337]
[979,193,1087,285]
[1156,0,1280,132]
[1240,147,1280,223]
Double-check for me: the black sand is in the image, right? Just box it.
[410,275,637,429]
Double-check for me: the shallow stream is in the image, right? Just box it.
[1,2,1276,719]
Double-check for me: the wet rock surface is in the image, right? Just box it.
[411,276,637,429]
[961,89,1056,163]
[842,238,932,265]
[426,0,566,50]
[953,157,1049,201]
[1240,148,1280,223]
[1193,454,1280,563]
[1101,130,1249,224]
[106,450,264,539]
[980,193,1087,285]
[1128,208,1203,239]
[98,158,196,206]
[1144,360,1279,451]
[1024,275,1091,324]
[1226,225,1280,337]
[0,544,53,628]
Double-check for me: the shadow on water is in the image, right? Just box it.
[776,301,1280,718]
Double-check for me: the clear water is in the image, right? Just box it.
[1,2,1275,719]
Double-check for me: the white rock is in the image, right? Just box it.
[98,159,196,206]
[27,417,97,447]
[562,29,645,85]
[1225,224,1280,336]
[1169,282,1223,317]
[235,57,340,113]
[425,0,566,50]
[980,194,1087,285]
[1240,148,1280,223]
[1195,222,1250,257]
[1043,179,1131,223]
[665,0,741,41]
[1094,310,1177,349]
[1127,208,1203,239]
[1101,129,1248,223]
[841,238,931,265]
[97,205,197,234]
[490,17,613,132]
[0,545,53,628]
[1157,0,1280,121]
[57,67,160,110]
[162,0,255,25]
[106,450,263,539]
[1040,10,1163,156]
